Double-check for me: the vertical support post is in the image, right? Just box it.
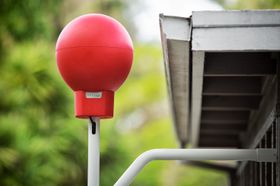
[276,56,280,186]
[229,170,237,186]
[88,117,100,186]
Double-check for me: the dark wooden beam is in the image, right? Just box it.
[200,129,242,135]
[199,137,240,147]
[201,123,247,131]
[202,95,262,110]
[203,76,263,95]
[200,133,240,139]
[204,52,276,76]
[201,110,250,121]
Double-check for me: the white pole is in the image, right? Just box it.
[114,148,276,186]
[88,117,100,186]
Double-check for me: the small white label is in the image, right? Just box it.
[86,92,102,99]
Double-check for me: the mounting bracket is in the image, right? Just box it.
[114,148,277,186]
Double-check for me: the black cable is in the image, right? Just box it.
[89,117,96,135]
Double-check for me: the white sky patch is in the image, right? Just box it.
[133,0,223,42]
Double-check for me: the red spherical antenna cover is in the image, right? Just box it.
[56,14,133,119]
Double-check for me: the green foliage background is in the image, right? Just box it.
[2,0,278,185]
[215,0,280,9]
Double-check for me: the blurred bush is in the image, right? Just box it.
[0,0,228,186]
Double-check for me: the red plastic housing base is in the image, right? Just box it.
[74,90,114,119]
